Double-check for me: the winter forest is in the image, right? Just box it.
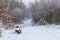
[0,0,60,40]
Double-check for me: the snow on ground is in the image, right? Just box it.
[0,26,60,40]
[15,19,33,28]
[22,18,33,26]
[0,19,60,40]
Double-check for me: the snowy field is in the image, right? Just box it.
[0,25,60,40]
[0,19,60,40]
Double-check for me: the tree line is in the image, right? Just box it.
[0,0,60,25]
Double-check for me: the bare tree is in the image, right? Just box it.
[29,0,60,24]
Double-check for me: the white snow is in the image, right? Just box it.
[0,19,60,40]
[0,25,60,40]
[22,18,33,26]
[15,19,33,28]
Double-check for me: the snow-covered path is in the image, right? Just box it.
[0,25,60,40]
